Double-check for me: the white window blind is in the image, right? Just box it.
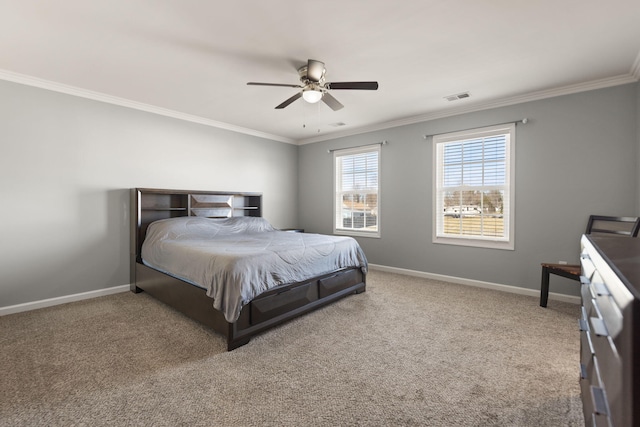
[334,144,380,237]
[433,123,515,250]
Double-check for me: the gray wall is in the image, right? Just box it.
[0,80,298,307]
[299,83,639,296]
[2,79,637,308]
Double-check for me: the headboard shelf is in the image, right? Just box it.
[130,188,263,265]
[142,207,187,211]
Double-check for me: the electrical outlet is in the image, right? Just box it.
[558,260,568,265]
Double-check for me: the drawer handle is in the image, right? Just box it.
[590,386,609,416]
[593,282,610,296]
[590,317,609,337]
[579,319,589,332]
[579,363,587,380]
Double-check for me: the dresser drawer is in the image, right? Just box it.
[581,272,621,328]
[589,312,622,390]
[581,251,596,282]
[581,284,596,318]
[579,345,602,388]
[590,412,613,427]
[318,268,360,298]
[580,330,598,381]
[589,384,614,427]
[250,281,318,324]
[580,371,612,427]
[579,376,593,424]
[588,276,624,340]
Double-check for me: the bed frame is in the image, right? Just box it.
[130,188,366,350]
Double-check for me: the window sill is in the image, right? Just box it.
[433,236,514,250]
[334,229,380,239]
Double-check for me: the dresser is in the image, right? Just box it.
[579,235,640,427]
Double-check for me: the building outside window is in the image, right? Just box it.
[334,144,380,238]
[433,123,515,250]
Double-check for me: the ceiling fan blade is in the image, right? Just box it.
[247,82,302,88]
[307,59,325,82]
[322,92,344,111]
[275,92,302,109]
[327,81,379,90]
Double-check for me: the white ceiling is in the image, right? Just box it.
[1,0,639,144]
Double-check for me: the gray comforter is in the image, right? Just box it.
[141,216,368,322]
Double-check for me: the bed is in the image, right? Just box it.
[130,188,367,350]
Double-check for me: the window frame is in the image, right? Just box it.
[432,123,515,250]
[333,144,381,238]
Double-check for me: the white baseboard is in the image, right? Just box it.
[0,284,130,316]
[368,264,581,305]
[1,265,581,317]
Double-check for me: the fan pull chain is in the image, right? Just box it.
[301,100,321,132]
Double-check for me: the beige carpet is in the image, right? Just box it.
[0,270,584,426]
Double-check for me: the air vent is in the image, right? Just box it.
[445,92,470,102]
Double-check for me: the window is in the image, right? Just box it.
[334,144,380,238]
[433,123,515,250]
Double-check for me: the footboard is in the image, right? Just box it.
[133,262,365,350]
[228,267,366,350]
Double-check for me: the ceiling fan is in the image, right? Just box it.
[247,59,378,111]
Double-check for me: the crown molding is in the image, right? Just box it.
[2,68,637,147]
[0,69,296,145]
[297,73,639,145]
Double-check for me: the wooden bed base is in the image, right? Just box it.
[130,188,366,351]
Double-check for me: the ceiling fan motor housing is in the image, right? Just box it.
[298,65,326,86]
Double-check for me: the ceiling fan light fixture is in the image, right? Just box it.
[302,88,323,104]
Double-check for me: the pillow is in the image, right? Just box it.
[145,216,275,241]
[211,216,276,234]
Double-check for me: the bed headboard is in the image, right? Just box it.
[130,188,262,265]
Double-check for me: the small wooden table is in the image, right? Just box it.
[539,263,581,307]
